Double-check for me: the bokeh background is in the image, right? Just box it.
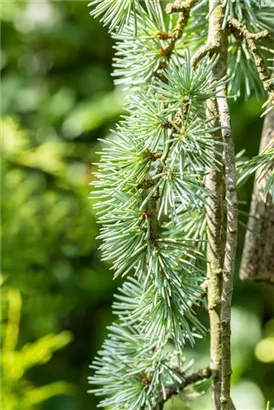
[1,1,274,409]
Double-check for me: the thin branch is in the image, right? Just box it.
[247,37,274,94]
[192,2,237,409]
[229,18,274,94]
[205,98,224,410]
[199,6,238,409]
[153,367,211,410]
[229,18,269,40]
[197,2,228,409]
[191,44,217,68]
[165,0,196,15]
[191,1,227,68]
[157,0,197,74]
[139,0,200,256]
[217,89,237,410]
[204,4,238,408]
[166,0,197,41]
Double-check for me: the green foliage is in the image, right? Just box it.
[1,3,120,406]
[153,52,226,108]
[237,142,274,201]
[1,116,100,327]
[222,0,261,23]
[89,0,141,33]
[254,318,274,364]
[89,0,274,408]
[112,3,168,86]
[90,321,192,410]
[2,1,274,409]
[1,285,73,410]
[226,1,274,99]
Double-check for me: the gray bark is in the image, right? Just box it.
[240,108,274,284]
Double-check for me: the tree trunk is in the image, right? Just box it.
[240,107,274,284]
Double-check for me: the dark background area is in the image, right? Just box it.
[1,1,274,409]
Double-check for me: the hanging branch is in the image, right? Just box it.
[89,1,215,407]
[191,1,238,408]
[88,0,273,408]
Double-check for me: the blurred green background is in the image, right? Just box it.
[1,1,274,409]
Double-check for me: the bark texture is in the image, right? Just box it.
[202,3,238,409]
[205,98,224,410]
[240,108,274,284]
[217,90,237,410]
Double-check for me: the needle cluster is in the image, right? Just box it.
[88,1,274,408]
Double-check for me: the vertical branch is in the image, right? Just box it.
[205,3,228,410]
[206,1,238,406]
[205,99,224,410]
[207,3,238,407]
[217,91,238,410]
[195,2,237,408]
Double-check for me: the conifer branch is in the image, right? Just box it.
[194,3,227,409]
[160,0,197,60]
[154,366,211,410]
[191,44,217,69]
[88,1,272,408]
[191,1,227,68]
[207,3,238,408]
[165,0,196,15]
[192,2,237,408]
[205,98,224,410]
[167,0,196,39]
[228,18,274,94]
[229,18,269,41]
[217,88,237,410]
